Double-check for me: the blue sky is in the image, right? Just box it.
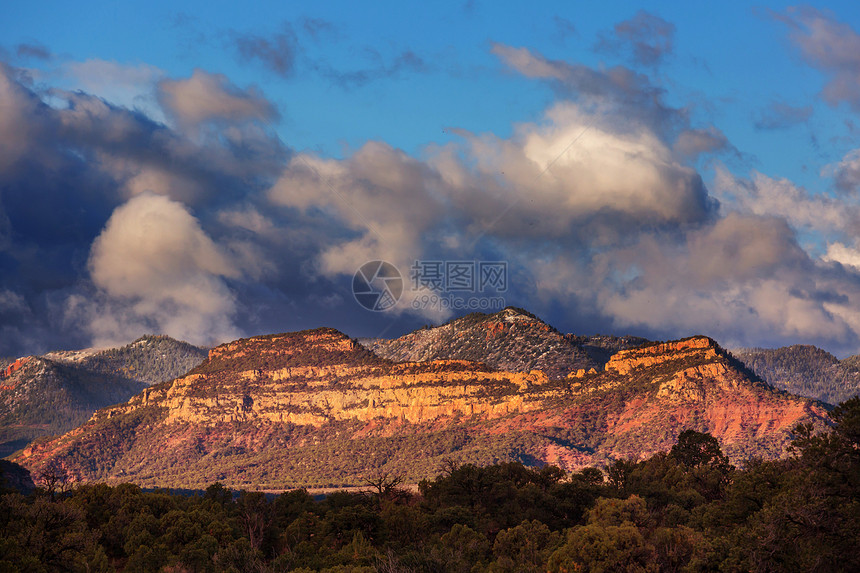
[3,1,860,357]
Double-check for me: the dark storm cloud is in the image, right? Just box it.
[754,102,814,130]
[596,10,676,67]
[0,62,295,354]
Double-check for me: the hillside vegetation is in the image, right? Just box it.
[364,307,610,378]
[73,335,208,385]
[0,358,148,457]
[733,345,860,405]
[0,335,206,456]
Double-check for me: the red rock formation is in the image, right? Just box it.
[14,329,830,488]
[2,357,31,380]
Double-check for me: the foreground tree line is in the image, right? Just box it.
[1,398,859,573]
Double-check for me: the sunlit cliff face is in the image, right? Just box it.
[16,329,827,486]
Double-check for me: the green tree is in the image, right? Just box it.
[433,523,490,573]
[734,398,860,572]
[488,519,560,572]
[670,430,731,470]
[548,523,658,573]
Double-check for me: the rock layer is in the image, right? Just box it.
[15,330,829,490]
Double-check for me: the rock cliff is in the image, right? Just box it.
[14,330,828,490]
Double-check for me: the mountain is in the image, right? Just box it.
[363,307,647,378]
[14,328,828,490]
[732,345,860,405]
[0,335,206,456]
[43,334,208,386]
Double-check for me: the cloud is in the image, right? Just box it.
[227,18,425,88]
[260,94,716,325]
[300,17,337,40]
[9,37,860,359]
[320,49,429,88]
[0,65,120,253]
[85,192,241,346]
[777,7,860,110]
[826,148,860,194]
[754,101,813,130]
[713,166,859,236]
[0,63,50,172]
[490,43,683,138]
[15,42,51,61]
[532,213,860,350]
[0,289,42,358]
[596,11,676,67]
[673,126,732,160]
[685,213,809,284]
[823,242,860,270]
[62,59,164,117]
[157,69,279,131]
[0,289,28,316]
[553,16,577,42]
[0,62,293,353]
[232,25,298,78]
[432,101,714,242]
[267,142,450,321]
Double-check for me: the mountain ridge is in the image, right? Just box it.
[363,307,648,378]
[732,344,860,405]
[0,335,207,457]
[14,326,828,490]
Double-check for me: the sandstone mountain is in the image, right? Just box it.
[14,328,828,491]
[732,345,860,405]
[0,335,206,456]
[363,307,647,378]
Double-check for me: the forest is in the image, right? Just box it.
[1,397,858,572]
[731,345,860,405]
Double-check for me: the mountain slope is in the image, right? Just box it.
[44,334,208,386]
[732,345,860,405]
[364,307,644,378]
[14,329,828,490]
[0,335,206,456]
[0,357,148,457]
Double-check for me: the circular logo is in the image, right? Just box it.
[352,260,403,311]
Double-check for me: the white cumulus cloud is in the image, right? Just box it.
[83,192,242,346]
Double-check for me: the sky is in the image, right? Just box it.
[3,2,860,357]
